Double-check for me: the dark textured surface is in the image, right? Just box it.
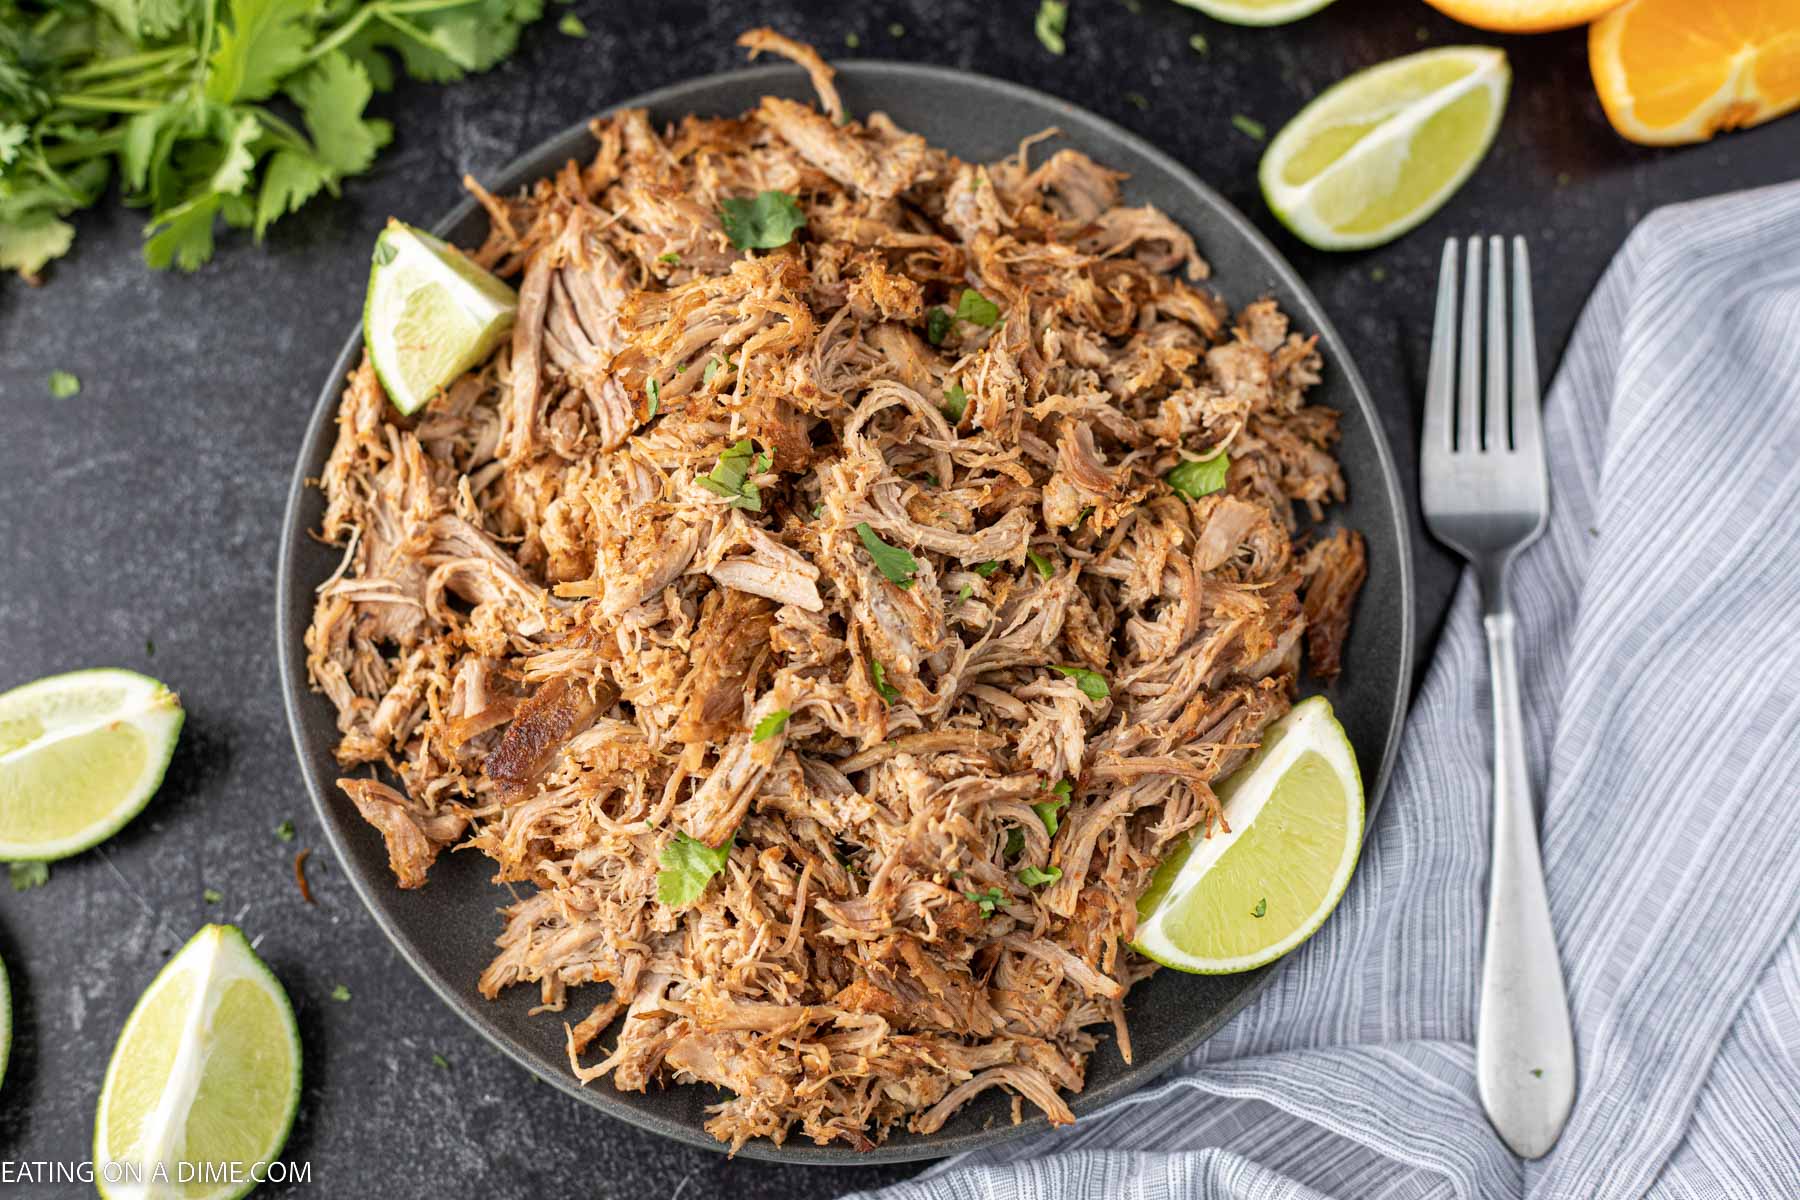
[276,59,1414,1166]
[1,0,1794,1196]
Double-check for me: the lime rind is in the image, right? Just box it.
[95,925,302,1200]
[1,952,10,1093]
[1131,696,1364,974]
[1172,0,1339,27]
[1260,46,1510,251]
[0,668,184,861]
[363,219,518,416]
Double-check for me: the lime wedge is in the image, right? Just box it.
[1260,47,1510,251]
[363,218,517,415]
[1132,696,1364,973]
[1173,0,1338,26]
[95,925,302,1200]
[0,668,183,861]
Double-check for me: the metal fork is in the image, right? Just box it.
[1421,236,1574,1159]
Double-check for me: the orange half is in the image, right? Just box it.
[1591,0,1800,145]
[1422,0,1624,35]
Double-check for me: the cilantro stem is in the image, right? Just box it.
[52,95,166,114]
[62,47,193,84]
[42,130,125,165]
[303,0,487,65]
[252,108,315,155]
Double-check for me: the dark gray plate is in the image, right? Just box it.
[276,61,1414,1164]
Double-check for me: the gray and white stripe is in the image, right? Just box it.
[846,182,1800,1200]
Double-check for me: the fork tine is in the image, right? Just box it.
[1510,236,1542,459]
[1459,237,1484,453]
[1424,239,1458,455]
[1485,236,1508,452]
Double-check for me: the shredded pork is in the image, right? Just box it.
[305,30,1366,1154]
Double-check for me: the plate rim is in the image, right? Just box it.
[276,58,1416,1166]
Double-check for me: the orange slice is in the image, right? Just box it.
[1421,0,1624,34]
[1590,0,1800,145]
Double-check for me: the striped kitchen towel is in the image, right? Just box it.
[845,183,1800,1200]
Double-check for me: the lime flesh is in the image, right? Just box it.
[363,218,518,415]
[1173,0,1338,26]
[1260,47,1510,250]
[0,669,183,861]
[95,925,301,1200]
[1132,696,1364,973]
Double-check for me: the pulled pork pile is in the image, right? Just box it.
[306,30,1366,1152]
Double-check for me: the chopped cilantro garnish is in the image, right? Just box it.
[49,370,80,398]
[646,377,660,419]
[1050,665,1109,700]
[704,355,727,387]
[1232,114,1267,142]
[954,288,1000,327]
[845,32,862,48]
[1530,1067,1544,1078]
[925,306,953,345]
[974,561,1001,577]
[942,383,968,423]
[433,1053,450,1069]
[856,523,919,588]
[9,861,48,891]
[1017,864,1062,887]
[697,438,766,510]
[1251,897,1267,918]
[956,583,974,604]
[752,710,791,743]
[658,250,681,265]
[1026,550,1055,579]
[964,886,1006,918]
[1035,0,1067,55]
[276,820,296,843]
[331,984,351,1002]
[657,831,735,907]
[870,661,900,705]
[888,21,906,37]
[202,887,223,904]
[1189,33,1208,54]
[923,472,941,488]
[1004,827,1024,858]
[1125,92,1149,112]
[1034,780,1072,836]
[557,12,587,37]
[1167,448,1229,499]
[719,190,806,250]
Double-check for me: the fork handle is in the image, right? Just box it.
[1475,610,1576,1158]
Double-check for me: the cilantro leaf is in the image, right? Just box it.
[1026,550,1055,579]
[203,887,223,904]
[1050,665,1109,700]
[9,861,48,891]
[286,52,393,179]
[752,709,790,743]
[557,12,587,36]
[1251,897,1267,918]
[1004,827,1024,858]
[719,190,806,250]
[955,288,1000,327]
[254,150,330,239]
[956,583,973,604]
[973,561,1001,577]
[697,438,765,510]
[925,306,952,345]
[276,819,296,843]
[1017,864,1062,887]
[48,370,80,398]
[657,830,734,907]
[207,0,314,104]
[432,1053,450,1069]
[870,661,899,705]
[1167,448,1230,499]
[646,377,660,418]
[330,983,351,1001]
[856,522,918,588]
[1035,0,1067,55]
[143,196,224,273]
[942,383,968,423]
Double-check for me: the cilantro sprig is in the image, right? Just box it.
[855,522,918,588]
[0,0,549,279]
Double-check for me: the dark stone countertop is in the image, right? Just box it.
[1,1,1794,1196]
